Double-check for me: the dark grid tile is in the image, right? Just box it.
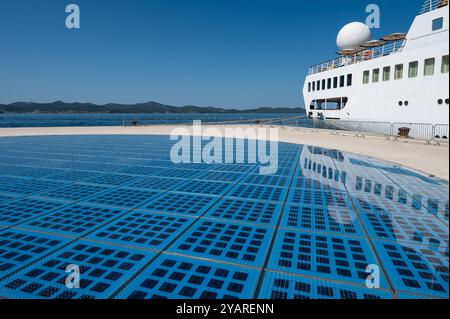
[0,198,68,226]
[20,204,126,236]
[0,229,69,279]
[258,271,393,299]
[268,230,388,287]
[87,211,195,249]
[118,255,259,299]
[168,221,274,267]
[0,240,155,299]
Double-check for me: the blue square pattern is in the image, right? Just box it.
[0,177,65,197]
[0,240,155,299]
[205,197,282,225]
[0,198,68,227]
[360,211,448,247]
[207,163,255,174]
[288,187,351,208]
[20,204,127,236]
[172,180,233,196]
[168,221,274,267]
[44,170,101,183]
[86,211,195,250]
[125,176,187,191]
[228,184,288,203]
[374,241,449,298]
[85,188,162,209]
[241,174,291,188]
[157,168,204,179]
[83,173,141,187]
[141,192,219,217]
[117,255,259,299]
[268,230,388,287]
[280,204,364,236]
[0,229,69,279]
[0,166,59,179]
[36,183,112,202]
[257,271,393,299]
[195,170,245,183]
[118,165,167,177]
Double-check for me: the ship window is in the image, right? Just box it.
[333,77,338,88]
[322,79,326,90]
[442,55,449,73]
[394,64,403,80]
[432,17,444,31]
[317,80,321,91]
[408,61,418,78]
[308,82,311,92]
[339,75,345,87]
[312,81,316,91]
[347,74,352,86]
[383,66,391,81]
[327,78,332,89]
[372,68,380,83]
[363,70,370,84]
[424,58,435,76]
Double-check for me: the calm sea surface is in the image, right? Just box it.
[0,113,330,128]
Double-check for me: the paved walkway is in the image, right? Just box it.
[1,125,448,181]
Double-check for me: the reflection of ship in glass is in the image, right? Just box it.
[297,145,449,297]
[299,145,449,242]
[303,0,449,135]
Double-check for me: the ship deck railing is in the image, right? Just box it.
[420,0,448,15]
[308,40,406,75]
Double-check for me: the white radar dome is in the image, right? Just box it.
[337,22,371,50]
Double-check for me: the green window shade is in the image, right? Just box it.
[442,55,449,74]
[409,61,418,78]
[424,58,435,76]
[383,67,391,81]
[394,64,403,80]
[372,69,380,83]
[363,71,370,84]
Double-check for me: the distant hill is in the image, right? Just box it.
[0,101,305,114]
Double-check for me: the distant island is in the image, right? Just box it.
[0,101,305,114]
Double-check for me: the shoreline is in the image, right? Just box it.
[0,124,448,181]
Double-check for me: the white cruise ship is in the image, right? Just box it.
[303,0,449,137]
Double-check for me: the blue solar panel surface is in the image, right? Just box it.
[0,135,448,299]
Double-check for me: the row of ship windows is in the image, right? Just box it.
[307,74,352,92]
[363,55,449,84]
[307,55,449,92]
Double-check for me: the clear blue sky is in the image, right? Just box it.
[0,0,423,108]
